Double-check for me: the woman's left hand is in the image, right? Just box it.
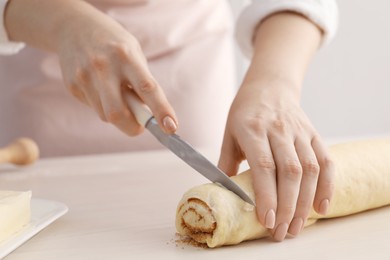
[218,80,335,241]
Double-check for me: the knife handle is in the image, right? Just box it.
[124,90,153,126]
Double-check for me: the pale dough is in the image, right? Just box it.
[175,139,390,248]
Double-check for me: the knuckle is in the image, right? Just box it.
[105,108,127,124]
[67,84,86,104]
[113,42,131,61]
[74,68,89,84]
[282,159,302,180]
[321,156,335,171]
[112,38,142,62]
[253,155,276,171]
[243,116,265,133]
[138,78,157,94]
[89,56,108,72]
[272,119,288,133]
[301,159,320,177]
[312,133,322,143]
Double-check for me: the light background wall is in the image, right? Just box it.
[229,0,390,140]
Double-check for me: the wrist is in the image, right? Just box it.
[236,11,322,107]
[243,67,302,98]
[235,76,302,112]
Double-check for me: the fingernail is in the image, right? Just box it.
[319,199,329,215]
[273,223,288,242]
[288,218,303,236]
[163,116,177,132]
[265,210,275,229]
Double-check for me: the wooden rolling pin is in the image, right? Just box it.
[0,138,39,165]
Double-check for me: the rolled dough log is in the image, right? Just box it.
[175,139,390,248]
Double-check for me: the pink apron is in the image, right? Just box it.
[0,0,236,157]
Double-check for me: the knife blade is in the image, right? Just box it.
[125,91,255,206]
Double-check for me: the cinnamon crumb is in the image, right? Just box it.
[174,233,209,249]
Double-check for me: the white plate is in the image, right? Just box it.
[0,198,68,259]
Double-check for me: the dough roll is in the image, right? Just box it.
[175,139,390,248]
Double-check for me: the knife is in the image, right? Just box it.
[125,91,255,206]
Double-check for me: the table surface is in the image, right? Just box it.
[0,146,389,260]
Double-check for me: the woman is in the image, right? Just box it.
[0,0,338,242]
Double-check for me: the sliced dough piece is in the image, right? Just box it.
[175,139,390,248]
[0,190,32,243]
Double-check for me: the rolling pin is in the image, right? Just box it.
[0,138,39,166]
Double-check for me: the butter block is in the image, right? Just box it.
[0,191,32,243]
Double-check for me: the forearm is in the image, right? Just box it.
[242,12,322,101]
[4,0,108,52]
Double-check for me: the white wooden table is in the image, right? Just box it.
[0,148,389,260]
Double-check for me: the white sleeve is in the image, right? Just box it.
[235,0,339,59]
[0,0,25,55]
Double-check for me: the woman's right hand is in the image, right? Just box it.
[6,0,178,136]
[57,4,178,136]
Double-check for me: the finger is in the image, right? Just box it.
[123,62,178,134]
[68,83,88,105]
[99,78,143,136]
[269,135,302,241]
[242,134,277,230]
[72,68,90,104]
[81,56,114,122]
[66,68,90,105]
[288,137,320,237]
[218,131,242,177]
[311,135,335,215]
[82,81,106,122]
